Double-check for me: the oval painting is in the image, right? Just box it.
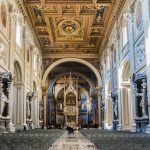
[1,1,7,28]
[135,1,142,29]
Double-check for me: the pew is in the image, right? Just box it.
[0,129,65,150]
[80,129,150,150]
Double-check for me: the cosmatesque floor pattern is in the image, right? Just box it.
[49,131,98,150]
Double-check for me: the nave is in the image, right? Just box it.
[49,131,97,150]
[1,128,150,150]
[1,0,150,149]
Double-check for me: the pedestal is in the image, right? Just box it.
[102,121,106,130]
[130,123,136,132]
[146,124,150,133]
[135,118,149,133]
[117,123,123,131]
[0,116,10,132]
[26,120,33,130]
[39,120,43,128]
[9,122,15,133]
[112,120,119,130]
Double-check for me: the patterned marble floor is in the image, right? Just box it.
[49,131,98,150]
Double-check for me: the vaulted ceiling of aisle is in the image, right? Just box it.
[23,0,124,55]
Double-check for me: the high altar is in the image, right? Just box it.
[64,74,79,127]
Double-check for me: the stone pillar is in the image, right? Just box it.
[42,87,47,129]
[96,86,102,129]
[7,81,15,132]
[0,77,3,116]
[7,82,12,118]
[143,0,150,133]
[123,9,136,132]
[117,86,123,130]
[32,93,38,128]
[142,79,148,118]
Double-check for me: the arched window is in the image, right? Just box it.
[122,25,127,46]
[33,54,37,70]
[107,54,110,72]
[134,1,143,37]
[16,21,22,48]
[120,17,128,48]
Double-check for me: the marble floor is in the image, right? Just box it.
[49,131,98,150]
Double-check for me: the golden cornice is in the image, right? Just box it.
[16,0,43,55]
[43,53,100,58]
[99,0,126,56]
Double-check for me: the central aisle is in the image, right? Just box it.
[49,131,98,150]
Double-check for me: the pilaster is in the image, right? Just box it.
[96,86,103,129]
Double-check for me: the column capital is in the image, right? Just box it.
[42,86,47,96]
[123,7,133,23]
[105,47,113,55]
[112,37,119,50]
[10,11,20,22]
[96,86,103,91]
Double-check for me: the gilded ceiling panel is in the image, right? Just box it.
[24,0,115,54]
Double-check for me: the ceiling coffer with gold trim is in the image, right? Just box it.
[24,0,114,54]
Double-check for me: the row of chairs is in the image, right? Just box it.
[0,129,65,150]
[80,129,150,150]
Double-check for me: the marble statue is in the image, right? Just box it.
[140,97,145,117]
[27,99,32,119]
[1,92,8,116]
[0,42,5,63]
[114,101,118,119]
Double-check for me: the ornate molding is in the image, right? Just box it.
[43,53,100,58]
[99,0,126,55]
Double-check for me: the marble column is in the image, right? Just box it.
[123,9,136,132]
[7,82,11,118]
[0,77,2,116]
[117,86,123,130]
[42,87,47,129]
[32,93,38,129]
[7,81,15,132]
[96,86,102,129]
[142,79,148,118]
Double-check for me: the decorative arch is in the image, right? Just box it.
[42,58,102,88]
[13,61,23,125]
[14,61,22,81]
[121,61,130,81]
[120,61,132,130]
[105,81,112,128]
[47,71,95,96]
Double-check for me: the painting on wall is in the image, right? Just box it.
[135,38,146,70]
[1,1,7,28]
[135,1,143,30]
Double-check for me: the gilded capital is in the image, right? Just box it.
[42,86,47,96]
[96,86,103,91]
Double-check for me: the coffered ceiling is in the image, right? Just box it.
[23,0,116,54]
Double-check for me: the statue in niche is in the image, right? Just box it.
[114,101,118,119]
[140,97,146,117]
[60,103,63,110]
[27,97,32,119]
[1,91,8,117]
[0,42,5,63]
[39,101,43,120]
